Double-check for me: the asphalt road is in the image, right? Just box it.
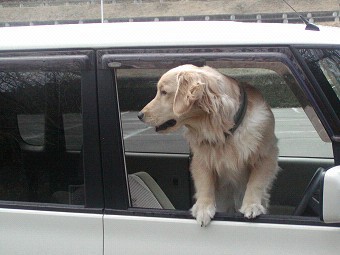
[18,107,333,158]
[122,108,333,158]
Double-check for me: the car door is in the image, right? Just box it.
[99,47,340,255]
[0,51,103,254]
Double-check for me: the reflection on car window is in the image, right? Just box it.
[320,56,340,98]
[298,48,340,119]
[0,68,84,205]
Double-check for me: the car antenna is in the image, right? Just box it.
[282,0,320,31]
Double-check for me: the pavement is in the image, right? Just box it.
[122,108,333,158]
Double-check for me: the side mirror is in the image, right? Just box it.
[320,166,340,223]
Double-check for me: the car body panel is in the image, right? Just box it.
[0,208,103,255]
[104,214,340,255]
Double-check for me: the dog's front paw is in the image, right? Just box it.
[239,203,266,219]
[191,202,216,227]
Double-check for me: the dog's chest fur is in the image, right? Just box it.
[189,136,250,186]
[185,102,272,188]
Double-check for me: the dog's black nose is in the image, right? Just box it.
[137,111,144,121]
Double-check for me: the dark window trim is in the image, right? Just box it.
[0,201,103,214]
[100,51,293,70]
[333,142,340,166]
[0,50,104,211]
[0,50,94,71]
[97,68,129,210]
[290,46,340,142]
[105,208,340,228]
[82,67,104,208]
[0,55,89,71]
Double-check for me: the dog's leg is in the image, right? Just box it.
[190,157,216,227]
[239,154,278,219]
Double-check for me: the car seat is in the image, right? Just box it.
[53,171,174,210]
[128,171,175,209]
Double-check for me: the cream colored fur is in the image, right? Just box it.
[139,65,279,226]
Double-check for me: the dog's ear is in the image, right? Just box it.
[173,71,204,116]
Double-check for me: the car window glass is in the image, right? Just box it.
[298,48,340,119]
[0,68,84,205]
[320,57,340,98]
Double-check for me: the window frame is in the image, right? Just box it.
[98,46,339,226]
[292,47,340,122]
[0,50,103,213]
[291,46,340,165]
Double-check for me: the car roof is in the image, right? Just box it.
[0,21,339,51]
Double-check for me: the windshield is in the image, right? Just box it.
[0,0,339,27]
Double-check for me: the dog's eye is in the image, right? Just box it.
[160,90,167,95]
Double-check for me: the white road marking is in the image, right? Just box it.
[275,119,307,122]
[275,131,316,134]
[124,126,153,139]
[292,108,301,113]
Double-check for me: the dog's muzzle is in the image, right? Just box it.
[137,112,177,132]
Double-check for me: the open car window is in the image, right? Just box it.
[98,47,336,217]
[115,56,333,158]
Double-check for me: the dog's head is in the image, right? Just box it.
[138,65,239,134]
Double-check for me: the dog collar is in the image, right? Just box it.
[226,85,248,135]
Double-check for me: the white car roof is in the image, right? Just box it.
[0,21,339,51]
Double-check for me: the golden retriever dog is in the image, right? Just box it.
[138,64,279,226]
